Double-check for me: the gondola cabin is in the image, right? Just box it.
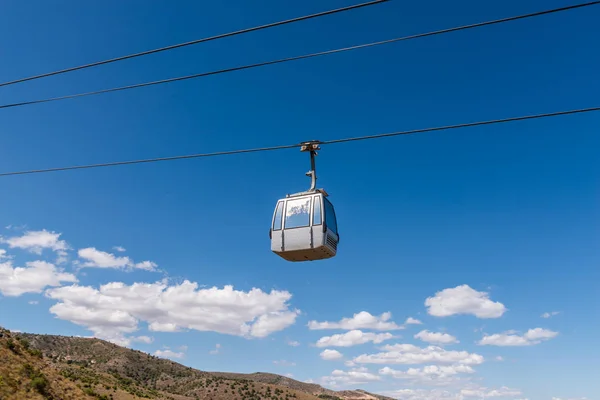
[270,189,339,262]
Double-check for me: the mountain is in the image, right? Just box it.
[0,327,394,400]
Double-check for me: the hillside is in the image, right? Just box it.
[209,372,337,397]
[210,373,391,400]
[1,328,392,400]
[0,327,91,400]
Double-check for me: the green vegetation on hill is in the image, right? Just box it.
[1,328,393,400]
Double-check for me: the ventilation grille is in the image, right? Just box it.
[326,234,337,251]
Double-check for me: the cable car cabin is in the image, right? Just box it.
[270,189,339,262]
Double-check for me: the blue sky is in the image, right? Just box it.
[0,0,599,399]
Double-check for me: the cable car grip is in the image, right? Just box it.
[300,140,321,193]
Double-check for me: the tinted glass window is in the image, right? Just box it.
[313,196,322,225]
[285,197,311,229]
[323,198,338,235]
[273,201,284,231]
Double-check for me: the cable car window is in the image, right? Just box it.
[285,197,311,229]
[313,196,322,226]
[273,201,284,231]
[323,197,338,235]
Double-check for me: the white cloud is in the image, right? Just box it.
[78,248,131,268]
[405,317,423,325]
[0,249,8,259]
[29,300,39,305]
[2,230,68,255]
[353,343,484,365]
[461,385,522,398]
[381,385,523,400]
[131,336,154,344]
[45,280,299,344]
[0,260,78,297]
[425,285,507,319]
[148,322,179,332]
[495,356,504,361]
[308,311,404,331]
[113,246,126,252]
[478,328,558,346]
[77,247,157,271]
[287,340,300,347]
[320,349,343,361]
[316,330,395,348]
[541,311,560,318]
[154,349,184,359]
[49,300,139,346]
[250,310,301,338]
[209,343,221,355]
[134,261,158,271]
[414,330,459,345]
[380,364,475,385]
[321,367,381,388]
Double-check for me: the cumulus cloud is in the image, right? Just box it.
[134,261,158,271]
[148,322,179,332]
[414,330,459,345]
[405,317,423,325]
[425,285,507,319]
[478,328,558,346]
[250,310,301,338]
[353,343,484,365]
[154,349,184,359]
[380,364,475,385]
[78,248,130,268]
[287,340,300,347]
[44,280,299,345]
[316,330,395,348]
[113,246,126,252]
[541,311,560,318]
[308,311,404,331]
[77,248,157,271]
[320,349,344,361]
[1,230,68,255]
[49,301,139,346]
[131,336,154,344]
[0,249,8,259]
[0,260,78,297]
[321,367,381,388]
